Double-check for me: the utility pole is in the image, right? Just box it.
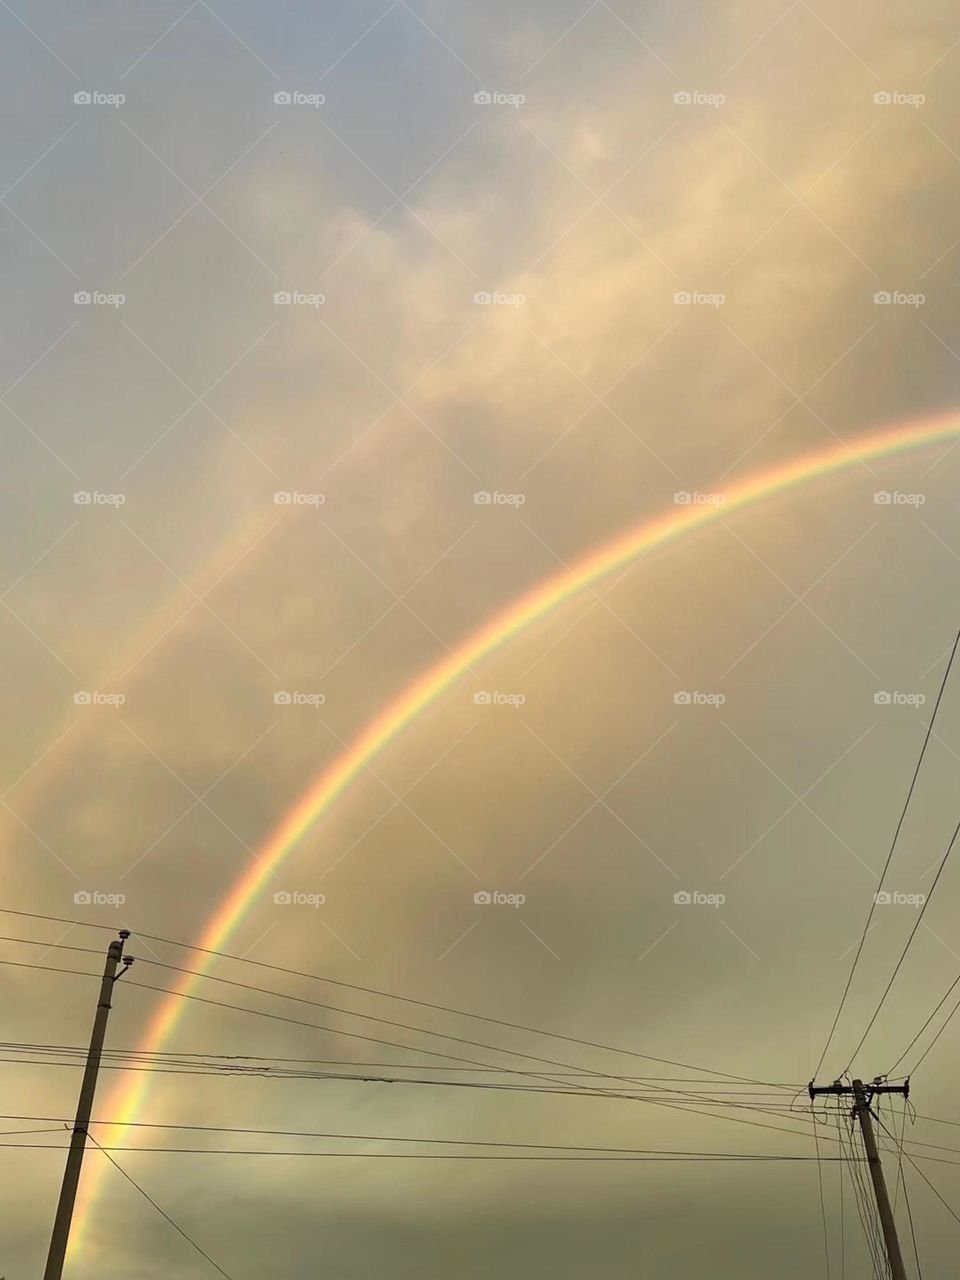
[43,929,133,1280]
[809,1076,909,1280]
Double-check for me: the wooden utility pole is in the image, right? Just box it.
[809,1076,909,1280]
[43,929,133,1280]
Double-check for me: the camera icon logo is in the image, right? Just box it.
[874,91,892,105]
[874,291,892,304]
[74,91,92,105]
[474,890,492,904]
[273,491,292,504]
[473,491,492,505]
[673,491,692,504]
[274,91,292,105]
[673,691,692,705]
[274,691,292,704]
[673,291,692,304]
[74,292,92,305]
[274,891,292,904]
[874,691,892,705]
[73,491,92,504]
[473,292,492,305]
[273,291,292,305]
[74,891,92,904]
[74,691,92,704]
[673,91,692,104]
[473,691,492,705]
[874,890,892,904]
[673,890,692,904]
[474,91,492,105]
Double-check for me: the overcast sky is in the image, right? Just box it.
[4,1,960,1276]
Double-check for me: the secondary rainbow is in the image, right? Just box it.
[74,411,960,1256]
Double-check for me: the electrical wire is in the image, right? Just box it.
[812,623,960,1078]
[2,947,805,1136]
[844,813,960,1070]
[840,1111,889,1279]
[812,1105,832,1279]
[835,1108,845,1280]
[900,1161,924,1280]
[88,1132,235,1278]
[905,985,960,1076]
[0,908,791,1089]
[0,1112,828,1157]
[7,1054,960,1167]
[0,1142,857,1161]
[888,967,960,1074]
[0,1037,801,1085]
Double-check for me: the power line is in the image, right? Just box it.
[2,959,651,1104]
[876,1111,960,1248]
[7,947,814,1136]
[812,622,960,1078]
[88,1133,235,1278]
[0,1051,800,1106]
[0,1142,858,1161]
[21,947,960,1163]
[9,1048,960,1167]
[899,1162,924,1280]
[838,1110,888,1279]
[2,951,798,1134]
[0,1040,799,1085]
[844,812,960,1070]
[0,1038,795,1101]
[4,939,797,1106]
[0,1115,856,1158]
[0,907,789,1089]
[884,1113,924,1280]
[835,1109,846,1280]
[888,967,960,1074]
[812,1106,832,1280]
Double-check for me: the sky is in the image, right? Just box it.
[3,0,960,1276]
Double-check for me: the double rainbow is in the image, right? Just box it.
[74,412,959,1255]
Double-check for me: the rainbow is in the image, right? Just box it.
[74,412,960,1255]
[2,507,281,839]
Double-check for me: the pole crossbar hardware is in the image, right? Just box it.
[43,930,133,1280]
[809,1076,910,1280]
